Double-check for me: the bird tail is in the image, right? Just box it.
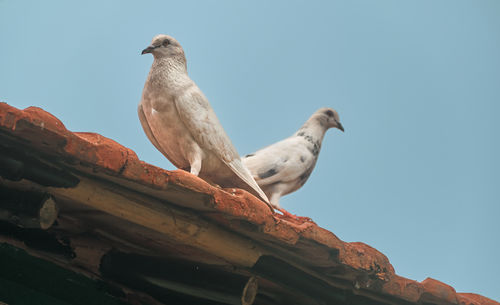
[226,159,273,211]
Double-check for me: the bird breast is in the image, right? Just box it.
[140,93,196,169]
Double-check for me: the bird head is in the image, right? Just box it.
[141,34,185,60]
[314,107,344,132]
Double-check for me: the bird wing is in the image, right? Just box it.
[174,86,238,161]
[138,103,164,154]
[243,137,313,186]
[174,86,270,205]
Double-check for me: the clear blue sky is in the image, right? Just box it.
[1,0,499,301]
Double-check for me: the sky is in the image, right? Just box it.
[1,0,499,301]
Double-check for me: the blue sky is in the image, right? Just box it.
[1,0,499,301]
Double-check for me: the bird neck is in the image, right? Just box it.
[294,120,328,142]
[152,56,188,76]
[147,56,190,91]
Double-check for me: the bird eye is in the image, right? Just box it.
[325,110,334,117]
[163,39,170,46]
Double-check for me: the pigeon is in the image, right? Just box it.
[243,108,344,210]
[138,34,271,208]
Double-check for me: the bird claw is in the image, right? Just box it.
[274,208,313,223]
[272,214,282,224]
[201,178,222,189]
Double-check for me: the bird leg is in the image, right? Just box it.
[189,154,202,176]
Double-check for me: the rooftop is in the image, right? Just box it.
[0,102,497,305]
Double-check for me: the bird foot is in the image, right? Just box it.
[207,181,222,188]
[274,208,313,223]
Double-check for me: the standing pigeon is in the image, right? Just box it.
[243,108,344,210]
[138,34,271,208]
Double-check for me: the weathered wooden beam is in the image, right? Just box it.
[0,186,58,230]
[0,147,79,188]
[44,177,264,267]
[100,250,258,305]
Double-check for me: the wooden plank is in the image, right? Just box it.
[46,177,263,267]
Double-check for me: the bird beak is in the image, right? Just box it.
[141,45,156,55]
[337,122,345,132]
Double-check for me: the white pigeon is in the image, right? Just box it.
[138,34,271,208]
[243,108,344,209]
